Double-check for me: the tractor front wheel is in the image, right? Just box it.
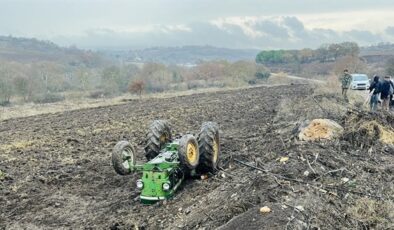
[178,134,200,170]
[112,141,136,175]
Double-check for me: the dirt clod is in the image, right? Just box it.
[259,206,271,214]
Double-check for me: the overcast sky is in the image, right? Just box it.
[1,0,394,50]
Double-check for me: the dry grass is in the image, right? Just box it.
[0,140,36,154]
[344,111,394,147]
[347,197,394,228]
[267,72,298,85]
[313,74,341,95]
[91,121,130,135]
[0,87,246,121]
[359,121,394,145]
[313,74,369,109]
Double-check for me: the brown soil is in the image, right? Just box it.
[1,85,393,229]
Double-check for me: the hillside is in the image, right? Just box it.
[101,46,260,65]
[0,36,107,67]
[360,43,394,56]
[360,43,394,64]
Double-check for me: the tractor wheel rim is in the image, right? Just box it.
[159,134,167,143]
[213,139,219,163]
[121,148,133,169]
[186,142,197,164]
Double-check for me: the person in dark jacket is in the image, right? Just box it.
[368,75,381,111]
[389,76,394,110]
[380,76,393,111]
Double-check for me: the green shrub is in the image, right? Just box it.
[255,71,271,80]
[248,80,257,85]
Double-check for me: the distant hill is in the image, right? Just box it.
[360,43,394,56]
[100,46,260,65]
[8,35,393,67]
[0,36,107,68]
[360,43,394,64]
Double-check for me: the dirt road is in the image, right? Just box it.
[1,84,393,229]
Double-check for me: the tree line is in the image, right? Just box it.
[0,60,270,105]
[256,42,360,65]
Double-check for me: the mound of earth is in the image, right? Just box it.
[0,84,393,229]
[297,119,344,141]
[343,110,394,147]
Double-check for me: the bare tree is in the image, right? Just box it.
[13,76,29,101]
[129,80,145,97]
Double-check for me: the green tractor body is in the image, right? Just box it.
[111,120,220,204]
[137,142,185,204]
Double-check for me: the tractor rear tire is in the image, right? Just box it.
[112,141,136,175]
[144,120,172,160]
[178,134,200,170]
[197,122,220,173]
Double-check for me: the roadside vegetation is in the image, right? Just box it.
[0,37,270,106]
[2,36,394,109]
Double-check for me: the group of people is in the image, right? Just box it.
[340,69,394,112]
[369,74,394,111]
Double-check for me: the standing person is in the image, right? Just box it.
[340,69,352,101]
[380,76,393,111]
[389,76,394,110]
[368,75,381,111]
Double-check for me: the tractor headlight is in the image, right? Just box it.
[162,182,171,191]
[136,179,144,189]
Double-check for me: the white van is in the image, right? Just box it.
[350,74,370,90]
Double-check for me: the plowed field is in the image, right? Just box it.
[1,85,393,229]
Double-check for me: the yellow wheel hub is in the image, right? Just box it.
[159,134,167,143]
[186,142,197,164]
[213,140,219,163]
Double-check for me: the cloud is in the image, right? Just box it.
[52,16,393,50]
[2,0,394,49]
[254,20,290,38]
[344,30,382,43]
[385,26,394,36]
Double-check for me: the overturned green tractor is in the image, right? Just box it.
[112,120,220,204]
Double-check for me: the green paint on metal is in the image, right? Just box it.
[140,170,172,200]
[126,140,184,203]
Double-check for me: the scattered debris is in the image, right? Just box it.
[343,110,394,146]
[279,156,289,163]
[341,177,350,183]
[201,175,208,180]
